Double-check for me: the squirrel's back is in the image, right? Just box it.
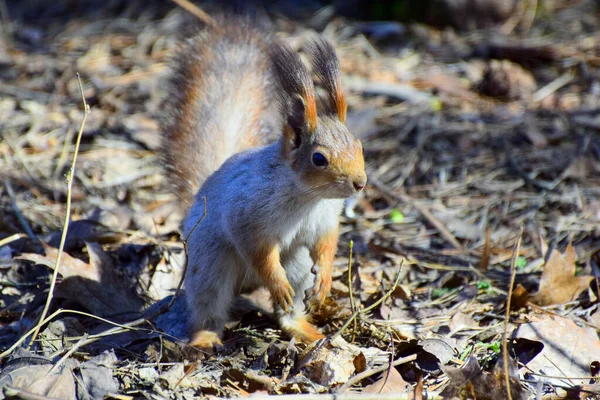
[160,19,280,208]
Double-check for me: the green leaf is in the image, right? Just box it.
[477,280,490,290]
[487,341,501,354]
[390,209,404,223]
[431,287,451,299]
[517,256,527,269]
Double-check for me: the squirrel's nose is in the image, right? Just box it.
[353,178,366,192]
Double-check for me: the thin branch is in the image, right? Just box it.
[347,240,357,339]
[27,74,89,349]
[167,196,207,309]
[169,0,216,26]
[331,259,404,342]
[4,179,36,239]
[337,353,418,393]
[503,226,523,400]
[0,233,26,248]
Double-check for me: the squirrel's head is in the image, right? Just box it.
[271,39,367,199]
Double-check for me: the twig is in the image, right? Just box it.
[347,240,357,339]
[4,179,36,239]
[378,332,395,394]
[48,333,88,374]
[337,353,418,393]
[503,226,523,400]
[1,308,135,359]
[169,0,216,26]
[480,227,491,271]
[520,0,538,33]
[167,196,207,309]
[0,233,26,248]
[331,259,404,342]
[532,71,575,103]
[3,386,61,400]
[27,74,89,349]
[248,395,439,400]
[369,176,463,250]
[414,372,424,400]
[1,307,204,360]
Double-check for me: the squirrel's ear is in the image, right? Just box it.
[282,95,306,154]
[270,42,318,137]
[307,39,347,123]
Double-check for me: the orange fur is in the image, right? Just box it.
[251,245,295,311]
[303,138,365,192]
[161,24,275,208]
[334,85,347,123]
[189,330,223,350]
[282,315,325,343]
[305,91,318,132]
[344,142,365,180]
[309,227,339,308]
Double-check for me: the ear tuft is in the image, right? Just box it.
[270,42,317,133]
[307,38,347,123]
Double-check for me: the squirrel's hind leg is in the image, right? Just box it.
[185,252,238,350]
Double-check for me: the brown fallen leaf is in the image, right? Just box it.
[0,350,76,400]
[298,340,358,387]
[19,242,144,319]
[510,284,530,310]
[531,242,594,306]
[363,366,410,394]
[512,314,600,387]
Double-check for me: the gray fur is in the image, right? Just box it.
[184,141,343,335]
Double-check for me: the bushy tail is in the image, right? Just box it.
[160,19,279,209]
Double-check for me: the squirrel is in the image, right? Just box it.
[160,17,367,350]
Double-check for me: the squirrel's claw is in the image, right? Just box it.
[307,263,331,311]
[271,278,295,312]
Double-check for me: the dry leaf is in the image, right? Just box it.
[441,355,529,400]
[0,350,76,400]
[531,242,593,306]
[510,284,530,310]
[363,366,410,393]
[560,157,600,181]
[512,315,600,386]
[299,342,357,387]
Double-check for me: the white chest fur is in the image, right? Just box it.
[277,198,344,251]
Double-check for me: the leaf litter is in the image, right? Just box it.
[1,0,600,398]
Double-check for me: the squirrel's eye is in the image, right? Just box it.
[312,152,329,167]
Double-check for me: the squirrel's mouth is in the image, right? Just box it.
[322,180,357,199]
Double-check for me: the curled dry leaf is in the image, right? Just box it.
[297,337,386,388]
[299,340,358,387]
[509,284,530,310]
[531,242,594,306]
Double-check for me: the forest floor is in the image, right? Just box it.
[1,1,600,399]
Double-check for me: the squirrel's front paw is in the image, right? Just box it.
[308,263,332,310]
[269,276,295,312]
